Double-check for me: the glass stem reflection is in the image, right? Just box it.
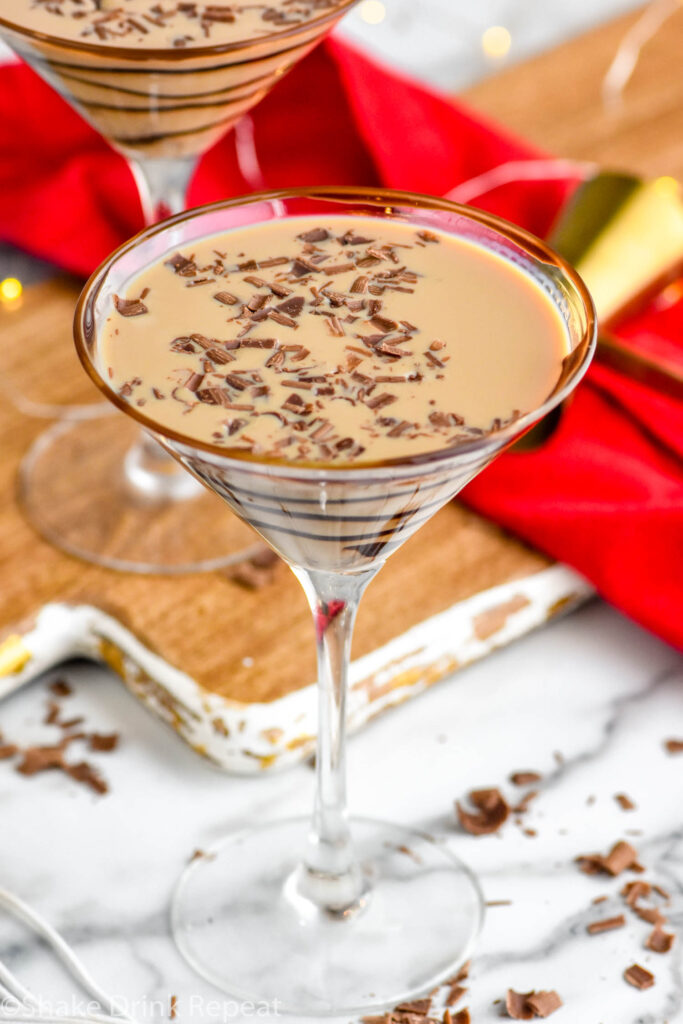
[295,566,379,915]
[127,154,201,496]
[131,154,198,223]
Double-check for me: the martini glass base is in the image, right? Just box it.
[19,415,262,574]
[172,816,484,1017]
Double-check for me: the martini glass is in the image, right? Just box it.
[0,1,356,573]
[74,188,596,1015]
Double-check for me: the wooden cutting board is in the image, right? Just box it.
[0,277,590,771]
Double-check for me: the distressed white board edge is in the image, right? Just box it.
[0,564,593,773]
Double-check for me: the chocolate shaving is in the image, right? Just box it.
[114,294,148,317]
[50,679,72,697]
[525,992,563,1018]
[206,346,234,364]
[664,738,683,754]
[510,771,542,786]
[298,227,329,243]
[89,733,119,753]
[576,840,640,876]
[0,744,18,760]
[65,761,108,795]
[646,924,675,953]
[165,252,196,276]
[614,793,636,811]
[624,964,655,989]
[213,290,239,305]
[506,990,562,1020]
[621,880,651,906]
[324,262,355,276]
[633,905,666,926]
[456,788,509,835]
[586,914,626,934]
[505,991,534,1020]
[277,296,305,317]
[445,983,467,1007]
[394,999,432,1015]
[449,1012,470,1024]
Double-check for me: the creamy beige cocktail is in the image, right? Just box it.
[99,215,569,465]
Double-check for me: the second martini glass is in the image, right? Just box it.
[75,188,596,1014]
[0,0,356,572]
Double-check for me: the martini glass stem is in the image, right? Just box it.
[294,566,378,915]
[132,154,198,223]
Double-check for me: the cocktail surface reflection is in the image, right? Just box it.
[75,188,596,1015]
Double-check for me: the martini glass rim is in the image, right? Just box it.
[74,185,597,478]
[0,0,357,61]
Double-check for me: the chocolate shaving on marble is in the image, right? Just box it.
[576,840,641,876]
[624,964,655,990]
[586,914,626,934]
[444,983,467,1008]
[506,989,562,1019]
[89,733,119,752]
[394,999,432,1015]
[646,924,675,953]
[50,679,72,697]
[448,1011,470,1024]
[456,788,510,835]
[510,771,542,785]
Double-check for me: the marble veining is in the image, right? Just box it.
[0,601,682,1023]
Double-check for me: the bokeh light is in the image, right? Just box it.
[481,25,512,60]
[0,277,23,304]
[359,1,386,26]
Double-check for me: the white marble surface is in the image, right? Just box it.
[1,600,682,1023]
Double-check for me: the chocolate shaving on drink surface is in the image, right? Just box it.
[214,291,239,305]
[614,792,636,811]
[456,788,510,835]
[664,738,683,753]
[586,914,626,934]
[624,964,655,989]
[114,294,148,317]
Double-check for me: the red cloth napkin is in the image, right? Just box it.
[0,38,681,649]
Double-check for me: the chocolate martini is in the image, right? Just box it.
[2,1,351,158]
[75,190,596,1014]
